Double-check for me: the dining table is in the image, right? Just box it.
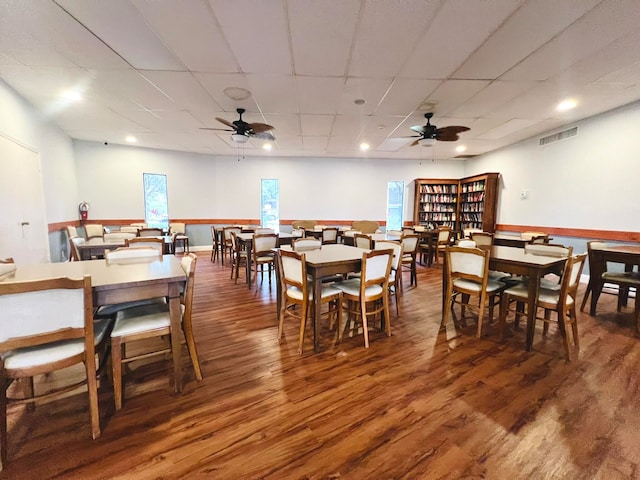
[237,232,297,287]
[0,255,187,393]
[442,245,568,351]
[280,244,367,352]
[586,244,640,318]
[77,235,173,260]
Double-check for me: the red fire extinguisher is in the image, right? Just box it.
[79,201,90,221]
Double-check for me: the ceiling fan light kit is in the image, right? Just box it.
[418,137,436,147]
[200,108,276,143]
[231,133,249,143]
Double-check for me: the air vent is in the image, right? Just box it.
[539,126,577,146]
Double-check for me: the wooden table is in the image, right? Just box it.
[494,233,552,248]
[587,244,640,316]
[280,244,367,352]
[442,245,567,351]
[77,236,172,260]
[0,255,187,392]
[237,232,296,287]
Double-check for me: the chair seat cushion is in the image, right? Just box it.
[452,278,504,293]
[504,283,574,307]
[602,271,640,285]
[95,297,167,318]
[3,318,112,370]
[333,278,384,297]
[286,285,342,301]
[111,303,185,337]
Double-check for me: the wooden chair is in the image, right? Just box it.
[69,235,85,261]
[434,226,452,265]
[84,224,104,240]
[169,222,189,254]
[252,233,278,287]
[321,227,339,245]
[138,227,164,237]
[354,233,373,249]
[229,231,247,284]
[375,240,403,316]
[119,226,140,234]
[292,238,322,252]
[441,245,508,338]
[333,249,393,348]
[109,253,202,410]
[125,237,164,253]
[470,231,493,248]
[0,276,110,468]
[580,241,640,322]
[222,226,241,266]
[401,234,419,287]
[277,249,342,354]
[0,258,16,277]
[521,231,549,243]
[499,253,587,361]
[210,226,221,262]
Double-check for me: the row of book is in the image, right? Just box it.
[419,194,457,203]
[460,191,485,202]
[461,181,486,193]
[420,184,458,194]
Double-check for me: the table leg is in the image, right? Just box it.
[245,240,253,288]
[525,272,541,351]
[168,282,183,393]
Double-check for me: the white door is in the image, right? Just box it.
[0,134,49,264]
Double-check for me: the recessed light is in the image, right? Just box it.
[63,90,82,102]
[262,143,272,151]
[360,142,370,151]
[223,87,252,101]
[126,135,137,143]
[455,145,466,153]
[557,99,577,111]
[354,98,366,106]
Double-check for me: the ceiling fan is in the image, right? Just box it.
[201,108,275,143]
[406,113,469,146]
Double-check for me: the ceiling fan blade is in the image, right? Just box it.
[215,117,235,128]
[200,127,234,132]
[248,122,274,133]
[250,131,276,141]
[435,126,470,135]
[410,125,427,134]
[410,138,421,147]
[434,134,460,142]
[401,134,422,139]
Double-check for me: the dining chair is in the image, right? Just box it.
[375,240,403,316]
[277,249,343,354]
[109,253,201,410]
[69,235,85,261]
[210,226,221,262]
[292,237,322,252]
[400,234,419,287]
[125,237,164,252]
[0,258,16,277]
[229,231,248,283]
[119,226,140,234]
[138,227,164,237]
[84,224,104,240]
[321,227,339,245]
[457,239,477,248]
[521,231,548,243]
[0,275,111,468]
[499,253,587,360]
[470,231,493,248]
[222,226,241,266]
[463,227,482,239]
[579,241,640,320]
[169,222,189,254]
[354,233,373,249]
[66,225,78,239]
[252,233,278,287]
[333,249,393,348]
[441,245,508,338]
[434,226,453,265]
[418,231,435,267]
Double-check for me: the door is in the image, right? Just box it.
[0,134,49,264]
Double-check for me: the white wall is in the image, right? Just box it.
[73,140,465,222]
[466,101,640,231]
[0,80,79,224]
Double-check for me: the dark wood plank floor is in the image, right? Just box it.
[3,252,640,479]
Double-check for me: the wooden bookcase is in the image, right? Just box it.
[413,173,500,233]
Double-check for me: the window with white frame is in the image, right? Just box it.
[261,179,279,232]
[143,173,169,229]
[386,181,404,231]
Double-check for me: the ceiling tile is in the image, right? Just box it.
[422,79,491,116]
[140,71,222,111]
[376,78,441,116]
[337,77,393,115]
[300,114,334,136]
[296,76,344,114]
[246,74,298,113]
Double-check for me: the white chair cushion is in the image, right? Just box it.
[452,278,504,293]
[2,318,111,370]
[111,302,187,337]
[96,297,167,317]
[334,278,384,297]
[504,283,573,306]
[286,285,342,301]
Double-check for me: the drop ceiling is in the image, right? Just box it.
[1,0,639,160]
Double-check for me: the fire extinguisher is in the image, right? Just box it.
[79,201,90,221]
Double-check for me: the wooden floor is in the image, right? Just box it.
[4,252,640,479]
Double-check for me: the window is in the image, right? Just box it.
[143,173,169,229]
[386,181,405,231]
[261,179,279,232]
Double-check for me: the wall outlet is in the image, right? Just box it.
[520,190,529,200]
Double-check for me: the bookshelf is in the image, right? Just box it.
[413,173,500,233]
